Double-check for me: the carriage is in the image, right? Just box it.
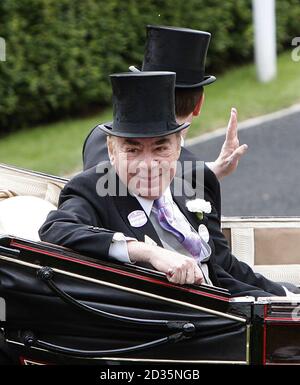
[1,163,300,365]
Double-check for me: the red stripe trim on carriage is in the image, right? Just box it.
[19,356,50,365]
[263,320,267,365]
[10,241,230,302]
[265,317,300,322]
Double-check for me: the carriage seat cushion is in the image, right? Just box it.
[0,196,56,242]
[222,221,300,286]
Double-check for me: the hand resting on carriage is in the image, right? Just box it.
[127,241,204,285]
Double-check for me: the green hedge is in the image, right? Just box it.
[0,0,298,133]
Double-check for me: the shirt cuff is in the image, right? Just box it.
[282,286,300,296]
[108,232,136,263]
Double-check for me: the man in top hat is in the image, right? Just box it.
[40,71,287,297]
[82,25,248,218]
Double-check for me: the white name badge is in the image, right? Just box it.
[198,224,209,243]
[127,210,148,227]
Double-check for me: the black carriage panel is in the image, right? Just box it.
[0,235,249,364]
[250,300,300,365]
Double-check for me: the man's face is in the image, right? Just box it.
[108,134,181,199]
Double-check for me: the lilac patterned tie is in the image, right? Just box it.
[153,196,203,260]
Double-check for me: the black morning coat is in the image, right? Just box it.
[39,126,286,298]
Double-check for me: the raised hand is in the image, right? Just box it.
[207,108,248,180]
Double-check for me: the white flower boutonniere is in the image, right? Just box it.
[186,198,211,220]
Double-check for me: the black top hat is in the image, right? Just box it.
[99,72,189,138]
[130,25,216,88]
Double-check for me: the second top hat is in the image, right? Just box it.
[138,25,216,88]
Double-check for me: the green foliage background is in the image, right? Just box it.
[0,0,299,133]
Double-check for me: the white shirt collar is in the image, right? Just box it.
[134,187,173,217]
[181,136,185,147]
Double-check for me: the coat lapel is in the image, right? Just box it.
[112,182,163,247]
[171,180,206,231]
[111,174,212,252]
[171,180,215,258]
